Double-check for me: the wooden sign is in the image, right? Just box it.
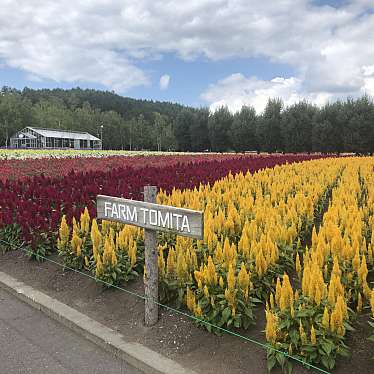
[97,187,204,327]
[97,194,204,240]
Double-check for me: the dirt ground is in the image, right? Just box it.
[0,250,372,374]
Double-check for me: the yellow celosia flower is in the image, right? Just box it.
[322,306,330,330]
[357,292,363,313]
[352,248,360,274]
[71,229,82,257]
[219,276,224,288]
[224,288,236,308]
[111,250,117,267]
[265,310,277,344]
[214,242,224,263]
[166,248,176,276]
[227,264,236,290]
[269,293,275,310]
[57,215,70,250]
[90,219,102,259]
[158,246,166,277]
[310,325,317,345]
[203,285,209,298]
[295,252,301,278]
[80,207,90,234]
[275,277,282,307]
[206,256,217,285]
[299,321,307,344]
[194,304,203,318]
[358,256,368,286]
[238,262,250,291]
[95,254,103,276]
[279,274,293,312]
[331,295,347,336]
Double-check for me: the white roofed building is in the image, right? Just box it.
[9,127,102,149]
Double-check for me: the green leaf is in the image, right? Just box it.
[276,353,286,368]
[249,296,262,303]
[267,355,276,372]
[221,307,231,323]
[303,345,316,353]
[327,356,335,369]
[321,341,332,355]
[285,360,293,374]
[244,308,253,319]
[337,346,350,358]
[278,319,290,330]
[344,322,355,332]
[321,355,330,369]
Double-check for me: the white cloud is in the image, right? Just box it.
[0,0,373,102]
[201,74,305,113]
[159,74,170,90]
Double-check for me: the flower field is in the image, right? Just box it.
[55,156,374,372]
[0,153,319,256]
[0,149,211,160]
[1,152,373,372]
[0,152,246,181]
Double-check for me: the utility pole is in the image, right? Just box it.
[129,120,133,151]
[5,120,8,148]
[100,124,104,149]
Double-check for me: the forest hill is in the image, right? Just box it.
[2,87,374,153]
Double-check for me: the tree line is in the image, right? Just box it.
[1,86,374,153]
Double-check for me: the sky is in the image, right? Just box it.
[0,0,374,113]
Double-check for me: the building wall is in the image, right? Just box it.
[9,127,102,149]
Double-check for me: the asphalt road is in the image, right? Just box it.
[0,288,141,374]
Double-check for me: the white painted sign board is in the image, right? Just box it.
[97,194,204,239]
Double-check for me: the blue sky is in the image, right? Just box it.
[130,54,294,107]
[1,0,373,112]
[0,49,295,107]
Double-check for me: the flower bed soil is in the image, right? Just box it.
[0,250,372,374]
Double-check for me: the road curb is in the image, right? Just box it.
[0,271,197,374]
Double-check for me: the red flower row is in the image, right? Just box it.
[0,153,256,182]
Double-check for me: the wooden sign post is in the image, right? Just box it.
[143,186,158,326]
[97,187,204,326]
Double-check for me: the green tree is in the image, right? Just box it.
[175,109,193,151]
[311,120,333,153]
[281,102,317,152]
[208,106,233,152]
[257,98,283,152]
[342,96,374,153]
[231,105,258,152]
[31,98,74,130]
[153,112,171,151]
[189,108,210,151]
[313,102,345,153]
[0,90,31,146]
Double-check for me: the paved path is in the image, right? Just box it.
[0,288,141,374]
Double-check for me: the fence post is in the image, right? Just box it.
[143,185,158,326]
